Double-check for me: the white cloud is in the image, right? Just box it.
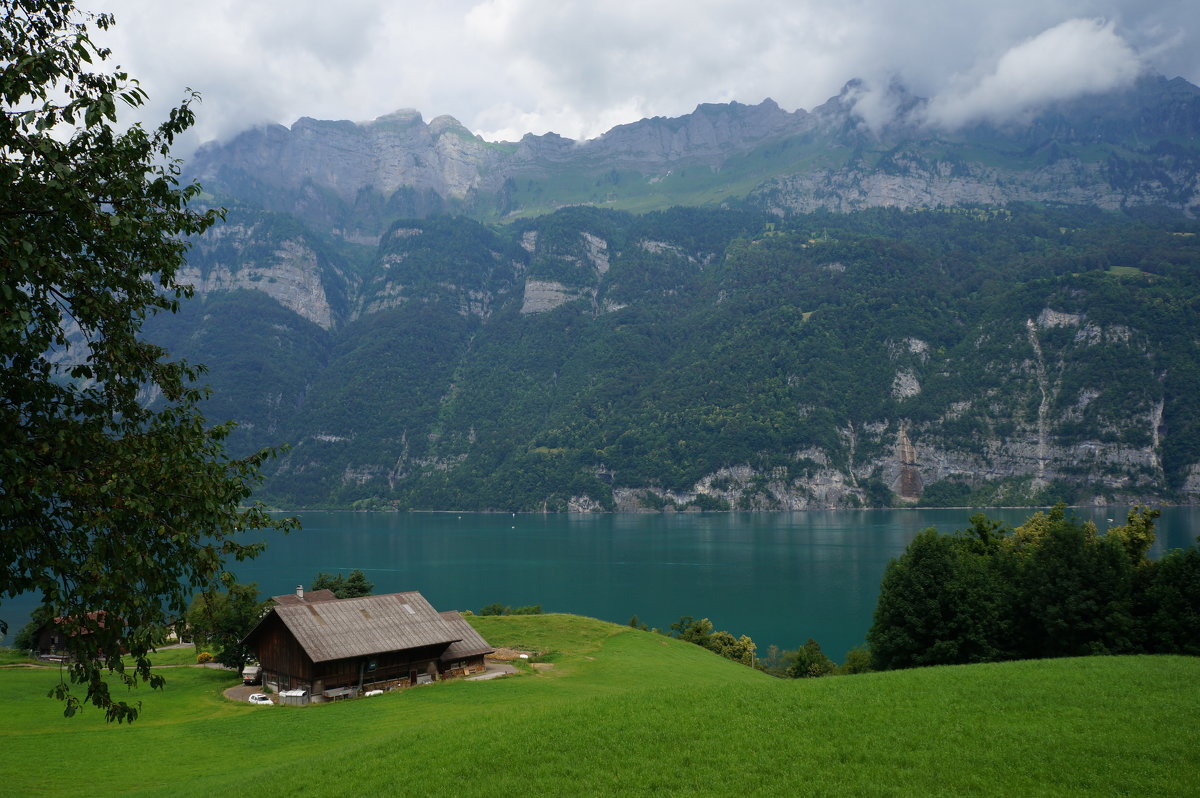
[925,18,1145,128]
[72,0,1196,155]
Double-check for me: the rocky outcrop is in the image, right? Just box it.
[521,280,583,314]
[191,110,507,202]
[893,427,922,501]
[574,98,808,167]
[182,228,341,329]
[593,412,1173,513]
[753,157,1200,216]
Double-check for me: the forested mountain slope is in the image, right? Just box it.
[148,204,1200,510]
[151,76,1200,509]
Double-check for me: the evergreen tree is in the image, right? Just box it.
[340,569,374,598]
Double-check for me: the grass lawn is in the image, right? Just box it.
[144,644,207,667]
[1,614,1196,797]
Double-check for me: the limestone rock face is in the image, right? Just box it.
[182,225,345,329]
[521,280,580,314]
[754,157,1200,216]
[578,98,808,166]
[191,110,506,202]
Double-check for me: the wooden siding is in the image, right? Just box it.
[439,654,487,679]
[250,614,454,696]
[251,614,316,689]
[313,641,450,692]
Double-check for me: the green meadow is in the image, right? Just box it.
[2,614,1197,797]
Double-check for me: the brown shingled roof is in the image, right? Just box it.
[438,611,495,661]
[271,589,338,606]
[266,592,461,663]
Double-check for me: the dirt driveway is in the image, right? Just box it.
[224,683,272,703]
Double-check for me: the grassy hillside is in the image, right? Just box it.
[2,615,1197,796]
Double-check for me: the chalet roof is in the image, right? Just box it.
[42,610,116,636]
[271,589,338,606]
[259,592,461,663]
[438,611,495,661]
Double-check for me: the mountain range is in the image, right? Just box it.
[153,76,1200,510]
[188,74,1200,232]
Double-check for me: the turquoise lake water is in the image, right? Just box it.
[233,506,1199,660]
[4,507,1196,660]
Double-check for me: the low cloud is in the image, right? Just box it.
[925,19,1144,129]
[75,1,1193,155]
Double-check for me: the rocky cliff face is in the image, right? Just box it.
[192,110,507,202]
[181,221,353,330]
[754,157,1200,216]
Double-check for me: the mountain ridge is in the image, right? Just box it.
[188,74,1200,230]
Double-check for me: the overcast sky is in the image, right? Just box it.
[78,0,1197,154]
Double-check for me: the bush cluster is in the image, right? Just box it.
[478,603,543,616]
[867,506,1200,669]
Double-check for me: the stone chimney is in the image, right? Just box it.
[296,584,304,600]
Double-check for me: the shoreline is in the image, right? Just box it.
[264,502,1186,515]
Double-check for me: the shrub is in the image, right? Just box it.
[479,603,544,616]
[786,638,836,678]
[838,645,873,674]
[196,651,213,664]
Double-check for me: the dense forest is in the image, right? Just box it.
[144,202,1200,510]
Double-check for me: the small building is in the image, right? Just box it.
[32,611,123,661]
[438,611,494,677]
[242,591,488,701]
[33,623,69,660]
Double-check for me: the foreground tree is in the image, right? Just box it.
[0,1,294,721]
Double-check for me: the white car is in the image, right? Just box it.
[247,693,272,705]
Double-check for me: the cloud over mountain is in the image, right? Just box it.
[80,0,1196,152]
[924,19,1144,129]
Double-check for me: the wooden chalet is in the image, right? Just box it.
[438,611,494,677]
[32,611,123,661]
[242,591,489,701]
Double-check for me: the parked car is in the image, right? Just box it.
[241,663,262,685]
[247,693,272,705]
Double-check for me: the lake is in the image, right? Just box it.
[4,507,1197,660]
[233,506,1199,661]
